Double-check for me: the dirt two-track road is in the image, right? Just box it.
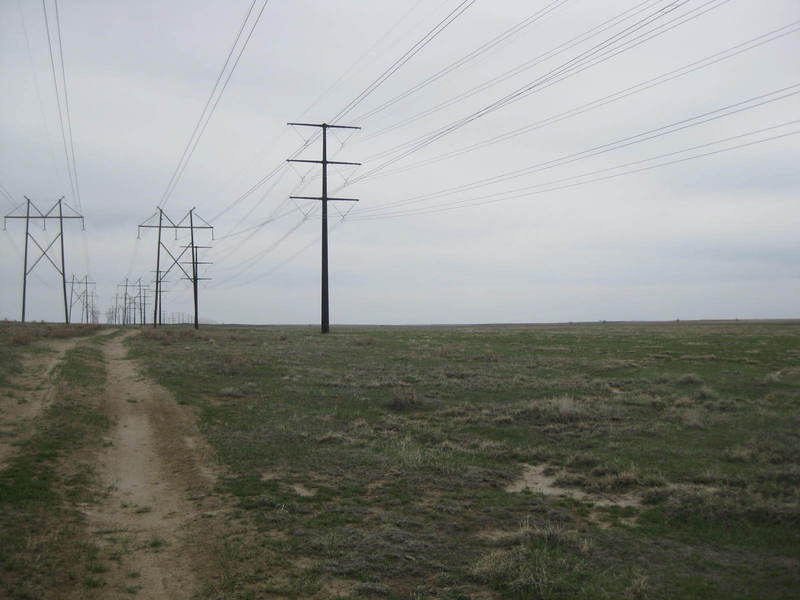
[77,331,224,599]
[0,337,83,470]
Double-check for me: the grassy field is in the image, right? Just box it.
[0,330,111,599]
[0,321,102,387]
[125,321,800,599]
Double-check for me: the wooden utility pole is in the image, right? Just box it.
[287,122,360,333]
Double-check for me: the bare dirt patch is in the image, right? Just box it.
[82,332,224,599]
[505,463,641,508]
[0,336,83,468]
[290,483,316,497]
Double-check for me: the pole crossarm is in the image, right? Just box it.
[287,159,362,166]
[288,122,361,130]
[139,225,212,230]
[290,196,359,202]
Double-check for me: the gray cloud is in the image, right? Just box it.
[2,0,799,324]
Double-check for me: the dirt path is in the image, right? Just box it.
[83,332,221,599]
[0,336,84,468]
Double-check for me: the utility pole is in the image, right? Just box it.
[4,197,84,323]
[118,279,132,326]
[287,122,361,333]
[138,208,213,329]
[82,275,94,324]
[136,279,151,326]
[68,274,76,323]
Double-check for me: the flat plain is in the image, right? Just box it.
[1,320,799,599]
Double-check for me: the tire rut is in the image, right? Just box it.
[0,336,84,469]
[83,332,221,599]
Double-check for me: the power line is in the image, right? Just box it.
[352,83,800,216]
[347,120,800,221]
[356,0,730,178]
[206,0,474,234]
[202,2,688,288]
[52,0,81,213]
[357,0,670,142]
[42,0,78,207]
[17,0,59,174]
[0,182,18,208]
[362,19,800,182]
[351,0,573,124]
[213,215,311,287]
[212,218,345,290]
[329,0,478,124]
[159,0,270,209]
[298,0,430,122]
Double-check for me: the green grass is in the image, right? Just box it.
[0,340,111,600]
[0,321,103,387]
[128,322,800,599]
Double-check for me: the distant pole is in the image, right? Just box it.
[21,199,30,322]
[83,275,89,324]
[286,122,361,334]
[189,209,199,330]
[123,278,129,326]
[153,209,162,327]
[58,199,69,324]
[68,274,75,323]
[138,279,143,325]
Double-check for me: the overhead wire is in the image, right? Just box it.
[350,0,573,125]
[46,0,92,280]
[363,19,800,182]
[347,120,800,221]
[213,215,312,286]
[357,0,669,142]
[213,218,345,289]
[207,0,476,227]
[42,0,78,209]
[0,182,18,208]
[200,0,485,290]
[298,0,430,122]
[202,0,711,288]
[355,0,731,179]
[159,0,270,209]
[329,0,478,124]
[17,0,59,175]
[52,0,81,213]
[202,0,476,276]
[351,83,800,217]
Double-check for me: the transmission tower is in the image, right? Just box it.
[68,274,96,324]
[138,208,213,329]
[287,122,361,334]
[3,196,84,323]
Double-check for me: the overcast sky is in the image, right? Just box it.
[1,0,798,325]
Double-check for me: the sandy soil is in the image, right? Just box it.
[82,332,223,599]
[0,336,83,468]
[505,463,640,508]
